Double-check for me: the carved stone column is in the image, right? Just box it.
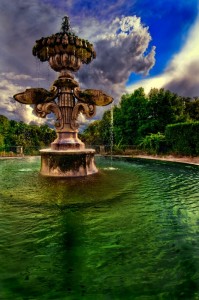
[51,71,85,150]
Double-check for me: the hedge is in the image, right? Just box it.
[165,122,199,156]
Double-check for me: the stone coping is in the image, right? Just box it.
[40,148,96,155]
[1,153,199,166]
[105,154,199,166]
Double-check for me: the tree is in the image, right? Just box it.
[146,88,186,133]
[0,134,4,149]
[116,88,148,144]
[98,110,112,145]
[81,87,191,148]
[185,97,199,121]
[81,120,102,145]
[0,115,10,139]
[0,114,56,154]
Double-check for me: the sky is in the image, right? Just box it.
[0,0,198,125]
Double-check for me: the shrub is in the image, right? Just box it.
[139,132,167,154]
[165,122,199,156]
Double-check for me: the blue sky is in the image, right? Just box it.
[128,0,198,80]
[0,0,198,124]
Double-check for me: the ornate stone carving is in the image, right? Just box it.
[13,87,58,105]
[71,102,96,130]
[34,102,62,130]
[74,88,113,106]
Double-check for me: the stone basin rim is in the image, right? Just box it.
[39,148,96,155]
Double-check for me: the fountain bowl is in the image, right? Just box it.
[40,148,98,177]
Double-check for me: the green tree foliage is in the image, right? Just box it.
[0,134,4,149]
[0,115,56,154]
[115,88,148,145]
[165,122,199,156]
[0,115,10,134]
[184,97,199,121]
[81,120,102,145]
[145,88,186,134]
[82,87,189,149]
[99,110,113,145]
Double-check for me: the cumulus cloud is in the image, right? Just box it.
[0,0,59,75]
[0,0,59,123]
[0,72,45,82]
[77,15,155,116]
[127,12,199,98]
[0,1,155,124]
[0,79,46,124]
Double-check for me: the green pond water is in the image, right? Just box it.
[0,156,199,300]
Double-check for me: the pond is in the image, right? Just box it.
[0,156,199,299]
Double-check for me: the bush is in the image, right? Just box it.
[139,132,167,154]
[165,122,199,156]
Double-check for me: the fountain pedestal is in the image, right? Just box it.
[40,149,98,177]
[38,71,98,177]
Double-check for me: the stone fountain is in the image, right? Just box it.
[14,16,113,177]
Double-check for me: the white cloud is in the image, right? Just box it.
[0,2,155,124]
[0,79,46,124]
[0,72,45,81]
[78,16,155,102]
[127,12,199,97]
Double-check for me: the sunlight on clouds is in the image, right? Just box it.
[0,78,46,125]
[78,16,155,101]
[127,13,199,97]
[168,15,199,72]
[120,16,142,32]
[126,74,170,95]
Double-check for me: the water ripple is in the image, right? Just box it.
[1,156,199,298]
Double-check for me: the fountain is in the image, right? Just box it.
[13,16,113,177]
[6,16,199,298]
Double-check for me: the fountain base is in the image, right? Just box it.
[40,149,98,177]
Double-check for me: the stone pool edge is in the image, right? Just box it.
[100,154,199,166]
[1,154,199,166]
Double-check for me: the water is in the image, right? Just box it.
[0,156,199,299]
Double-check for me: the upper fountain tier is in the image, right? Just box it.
[32,16,96,72]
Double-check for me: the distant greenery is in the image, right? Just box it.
[0,115,56,155]
[82,87,199,155]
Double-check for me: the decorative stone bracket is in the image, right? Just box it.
[34,98,96,131]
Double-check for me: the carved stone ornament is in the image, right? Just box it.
[71,103,96,130]
[13,87,58,105]
[34,102,63,130]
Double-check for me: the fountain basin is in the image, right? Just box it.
[1,156,199,298]
[40,148,98,177]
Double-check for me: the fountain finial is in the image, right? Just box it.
[61,15,71,33]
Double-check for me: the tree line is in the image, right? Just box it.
[1,87,199,156]
[81,87,199,154]
[0,115,56,155]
